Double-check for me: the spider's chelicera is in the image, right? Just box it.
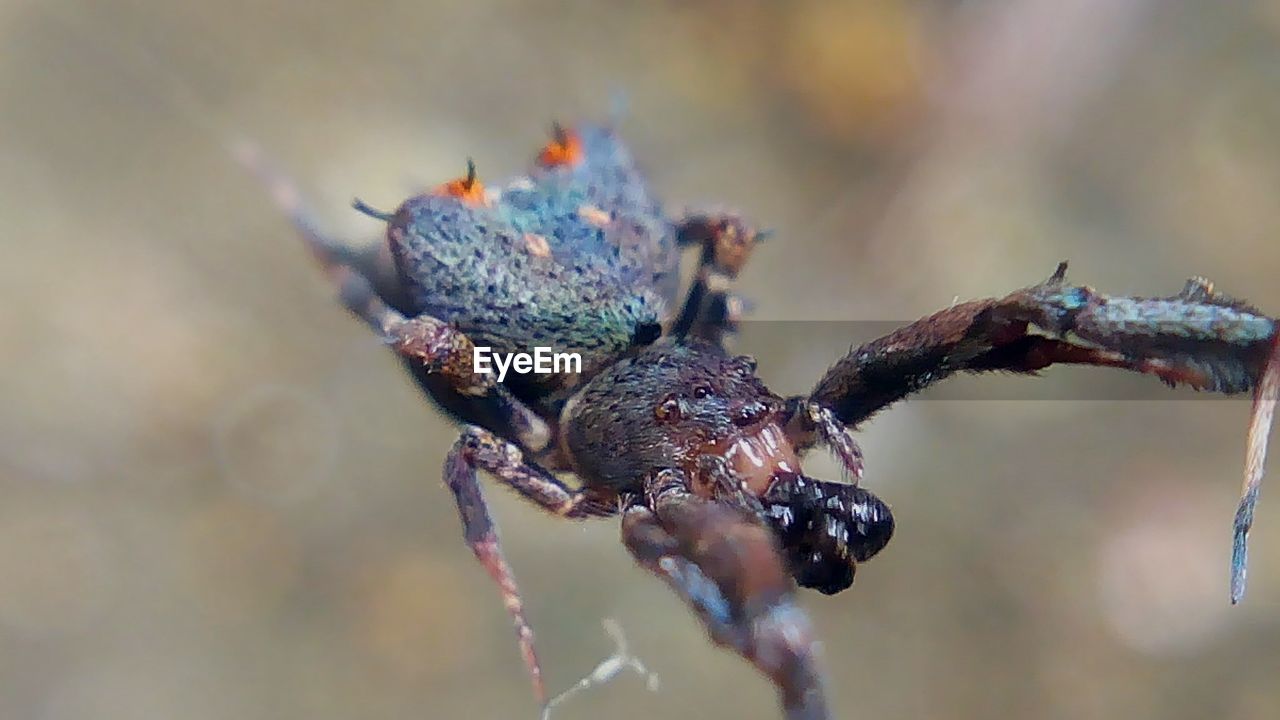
[241,121,1279,720]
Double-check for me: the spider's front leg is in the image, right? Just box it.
[621,469,828,720]
[806,263,1280,602]
[443,426,617,707]
[672,213,767,343]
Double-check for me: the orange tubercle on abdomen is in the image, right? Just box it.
[537,124,584,168]
[432,158,487,206]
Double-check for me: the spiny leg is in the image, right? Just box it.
[445,426,617,708]
[452,426,617,519]
[807,263,1279,601]
[782,399,865,482]
[810,263,1277,423]
[672,213,767,343]
[621,470,828,720]
[381,311,552,451]
[236,141,552,451]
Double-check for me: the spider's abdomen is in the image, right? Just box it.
[387,125,679,376]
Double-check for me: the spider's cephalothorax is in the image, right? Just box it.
[245,121,1280,720]
[563,341,896,597]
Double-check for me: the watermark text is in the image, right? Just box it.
[474,347,582,382]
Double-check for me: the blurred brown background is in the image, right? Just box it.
[3,1,1280,719]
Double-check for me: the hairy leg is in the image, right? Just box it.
[810,264,1277,423]
[808,263,1279,600]
[671,213,766,343]
[376,304,554,451]
[782,398,865,482]
[445,426,617,707]
[620,469,828,720]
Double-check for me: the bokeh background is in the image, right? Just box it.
[3,1,1280,719]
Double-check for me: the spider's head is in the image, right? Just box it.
[563,341,894,594]
[639,346,895,595]
[563,342,789,489]
[639,348,811,501]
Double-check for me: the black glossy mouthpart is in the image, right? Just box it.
[762,473,895,595]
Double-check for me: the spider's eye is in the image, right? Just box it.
[655,394,682,423]
[692,384,713,400]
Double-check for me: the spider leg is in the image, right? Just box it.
[671,213,766,343]
[236,141,553,451]
[380,308,554,451]
[621,470,828,720]
[781,399,865,482]
[1234,332,1280,602]
[232,140,405,310]
[810,263,1277,423]
[808,262,1279,601]
[444,426,617,708]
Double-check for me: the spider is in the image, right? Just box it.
[239,121,1279,720]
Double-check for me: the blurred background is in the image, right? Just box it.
[3,1,1280,718]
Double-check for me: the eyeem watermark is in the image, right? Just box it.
[474,347,582,382]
